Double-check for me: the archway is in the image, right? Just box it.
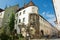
[41,30,44,36]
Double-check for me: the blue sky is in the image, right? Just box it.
[0,0,56,26]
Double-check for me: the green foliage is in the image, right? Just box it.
[9,13,15,32]
[20,34,24,38]
[0,32,9,40]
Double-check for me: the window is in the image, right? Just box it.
[23,10,25,14]
[30,14,36,22]
[16,20,17,24]
[19,19,21,23]
[20,12,21,15]
[36,15,39,22]
[16,14,18,16]
[23,18,25,22]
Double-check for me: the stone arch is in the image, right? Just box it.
[41,30,44,36]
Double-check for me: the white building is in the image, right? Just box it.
[53,0,60,30]
[15,1,58,38]
[15,1,39,37]
[0,8,5,27]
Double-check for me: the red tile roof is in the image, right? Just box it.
[16,1,35,12]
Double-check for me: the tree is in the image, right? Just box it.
[0,31,9,40]
[9,13,15,32]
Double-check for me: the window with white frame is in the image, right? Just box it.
[23,18,25,22]
[20,12,21,15]
[19,19,21,23]
[23,10,25,14]
[16,13,18,17]
[16,20,17,24]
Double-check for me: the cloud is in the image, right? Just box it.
[42,12,45,15]
[42,12,56,26]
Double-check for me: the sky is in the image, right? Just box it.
[0,0,56,26]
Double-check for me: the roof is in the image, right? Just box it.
[0,8,4,12]
[24,1,35,7]
[16,1,35,12]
